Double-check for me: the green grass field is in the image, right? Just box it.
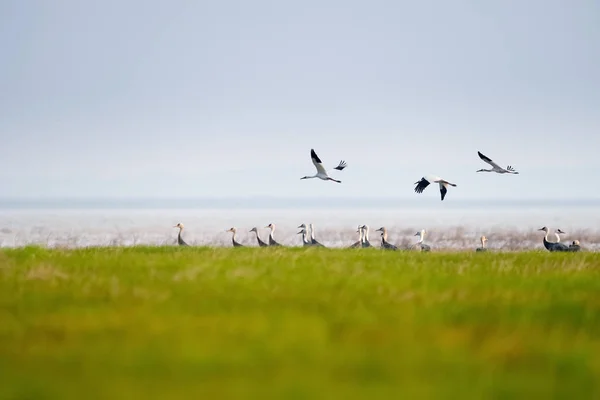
[1,246,600,399]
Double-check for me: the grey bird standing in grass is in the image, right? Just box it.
[173,223,188,246]
[309,223,325,247]
[249,227,268,247]
[226,227,244,247]
[297,226,312,246]
[376,227,398,250]
[414,230,431,252]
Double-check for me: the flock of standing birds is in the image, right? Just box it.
[173,149,582,253]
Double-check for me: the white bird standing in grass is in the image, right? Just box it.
[226,227,244,247]
[300,149,345,183]
[414,175,457,201]
[476,236,488,252]
[265,223,281,246]
[360,225,372,248]
[477,151,519,174]
[173,223,188,246]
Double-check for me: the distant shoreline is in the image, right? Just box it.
[1,197,600,210]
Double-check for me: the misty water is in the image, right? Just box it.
[1,198,599,250]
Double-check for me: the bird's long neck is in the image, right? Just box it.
[381,230,388,242]
[417,232,424,244]
[310,225,316,240]
[481,238,485,248]
[555,231,561,242]
[178,227,183,238]
[302,231,309,244]
[363,227,369,241]
[231,230,237,241]
[269,226,275,239]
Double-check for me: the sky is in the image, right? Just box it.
[1,0,599,201]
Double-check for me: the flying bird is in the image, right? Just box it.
[414,175,457,201]
[300,149,342,183]
[334,160,347,170]
[477,151,519,174]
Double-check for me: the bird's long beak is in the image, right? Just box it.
[414,232,419,236]
[537,228,544,231]
[297,230,303,234]
[375,228,383,232]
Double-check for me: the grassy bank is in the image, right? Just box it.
[1,246,600,399]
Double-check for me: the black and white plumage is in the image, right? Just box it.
[309,223,325,247]
[226,227,244,247]
[249,227,268,247]
[265,223,281,246]
[376,227,398,250]
[300,149,342,183]
[173,223,189,246]
[477,151,519,174]
[360,225,372,248]
[538,227,568,252]
[297,226,312,247]
[414,176,457,201]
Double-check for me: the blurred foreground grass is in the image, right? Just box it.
[1,246,600,399]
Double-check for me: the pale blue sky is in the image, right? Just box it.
[1,0,599,200]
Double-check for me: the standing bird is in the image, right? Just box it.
[414,176,457,201]
[226,227,244,247]
[300,149,344,183]
[538,227,568,252]
[360,225,372,248]
[568,240,581,252]
[297,226,312,247]
[414,229,431,252]
[477,151,519,174]
[348,226,363,248]
[173,223,189,246]
[476,236,488,252]
[249,227,268,247]
[265,223,281,246]
[376,227,398,250]
[309,223,325,247]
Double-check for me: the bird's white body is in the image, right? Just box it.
[414,175,457,201]
[301,149,342,184]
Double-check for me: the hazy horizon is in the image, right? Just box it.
[1,1,599,200]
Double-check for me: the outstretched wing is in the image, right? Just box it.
[414,177,431,194]
[333,160,347,170]
[310,149,327,175]
[439,182,448,201]
[478,151,502,170]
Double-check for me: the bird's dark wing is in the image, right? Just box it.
[414,177,430,194]
[334,160,347,170]
[440,185,448,201]
[310,149,322,164]
[477,151,494,164]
